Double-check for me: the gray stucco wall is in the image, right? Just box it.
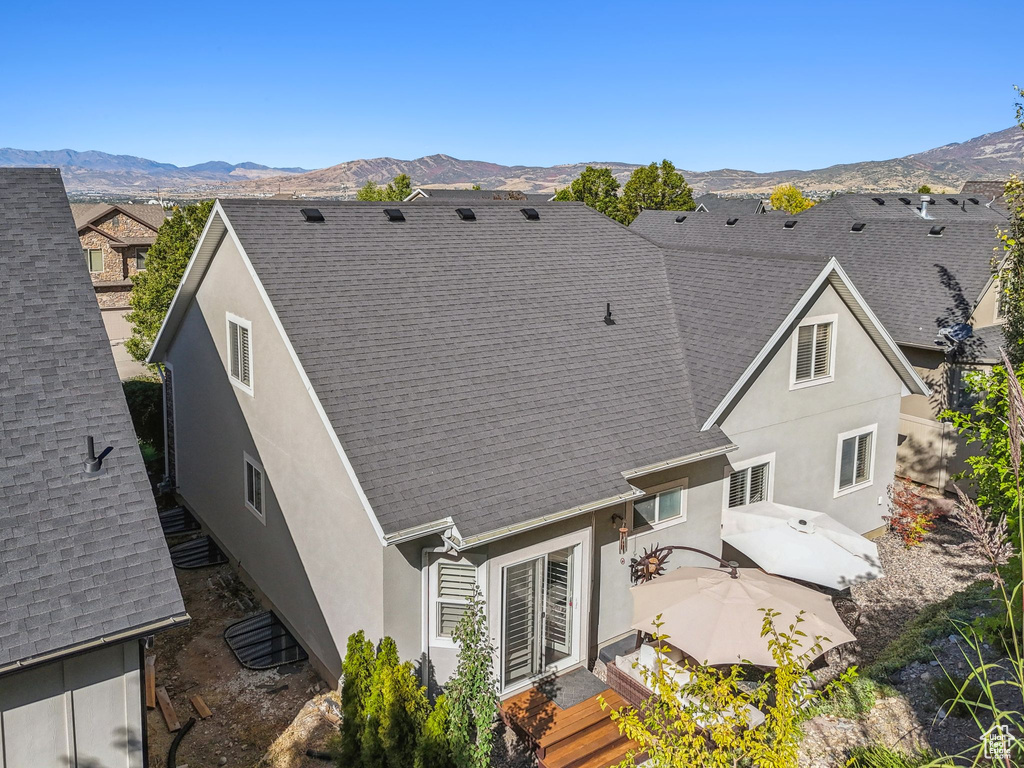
[721,285,904,534]
[0,642,142,768]
[165,233,385,683]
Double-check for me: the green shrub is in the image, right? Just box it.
[865,581,994,681]
[847,745,950,767]
[122,378,164,447]
[339,631,375,768]
[809,675,896,719]
[416,694,455,768]
[930,673,986,718]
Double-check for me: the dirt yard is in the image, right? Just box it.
[146,559,336,768]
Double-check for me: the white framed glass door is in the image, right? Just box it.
[501,545,579,689]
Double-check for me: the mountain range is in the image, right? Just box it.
[2,126,1021,200]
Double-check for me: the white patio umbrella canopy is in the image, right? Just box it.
[722,501,883,590]
[630,566,856,667]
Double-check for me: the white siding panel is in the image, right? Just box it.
[0,662,72,768]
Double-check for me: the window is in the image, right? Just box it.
[84,248,103,273]
[244,453,266,522]
[724,454,774,509]
[226,313,253,394]
[791,315,836,388]
[136,249,148,270]
[436,560,477,638]
[633,483,687,528]
[835,425,876,496]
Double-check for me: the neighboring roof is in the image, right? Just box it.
[631,208,1004,353]
[70,202,169,231]
[693,194,766,216]
[796,193,1007,221]
[0,168,186,674]
[960,180,1008,201]
[151,200,733,543]
[405,188,554,202]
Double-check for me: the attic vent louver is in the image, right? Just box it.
[851,222,866,232]
[929,225,945,237]
[968,197,980,205]
[520,208,540,221]
[300,208,324,222]
[726,217,739,226]
[898,197,912,205]
[383,208,405,222]
[675,215,687,223]
[783,220,797,229]
[455,207,476,221]
[871,197,885,205]
[947,198,959,205]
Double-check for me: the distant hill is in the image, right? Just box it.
[1,126,1021,199]
[0,148,308,197]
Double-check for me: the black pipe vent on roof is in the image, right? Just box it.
[929,225,945,237]
[968,197,980,205]
[851,222,866,232]
[455,207,476,221]
[383,208,405,222]
[726,217,739,226]
[300,208,324,222]
[520,208,540,221]
[947,198,959,205]
[675,215,687,223]
[871,197,885,205]
[784,220,797,229]
[898,197,912,205]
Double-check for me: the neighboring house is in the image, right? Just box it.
[631,205,1006,490]
[0,169,187,767]
[693,194,768,215]
[405,187,555,202]
[70,202,169,378]
[147,199,924,695]
[796,193,1007,222]
[960,180,1009,207]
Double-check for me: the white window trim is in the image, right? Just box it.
[722,452,776,510]
[243,451,267,523]
[428,555,485,648]
[834,424,878,498]
[631,478,688,531]
[226,312,254,396]
[789,313,837,390]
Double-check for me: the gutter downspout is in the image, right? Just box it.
[420,528,459,687]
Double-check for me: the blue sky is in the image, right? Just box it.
[2,1,1021,172]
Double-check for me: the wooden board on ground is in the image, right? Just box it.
[155,686,180,732]
[145,655,156,710]
[190,694,212,719]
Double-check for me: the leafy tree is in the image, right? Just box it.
[553,165,623,221]
[447,587,499,768]
[769,184,816,215]
[122,378,164,448]
[124,200,214,362]
[339,631,376,768]
[997,86,1024,366]
[356,174,413,202]
[618,159,695,225]
[917,185,933,194]
[603,612,855,767]
[416,695,455,768]
[471,184,481,191]
[361,637,399,768]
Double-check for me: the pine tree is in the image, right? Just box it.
[339,631,375,768]
[361,637,398,768]
[416,695,456,768]
[380,660,429,767]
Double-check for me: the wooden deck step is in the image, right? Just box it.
[541,733,639,768]
[537,691,628,754]
[543,720,630,768]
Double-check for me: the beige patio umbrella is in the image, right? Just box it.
[630,566,856,667]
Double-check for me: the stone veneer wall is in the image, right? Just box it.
[80,211,158,292]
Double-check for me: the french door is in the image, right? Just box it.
[501,546,576,688]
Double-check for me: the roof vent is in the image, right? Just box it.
[455,207,476,221]
[84,436,112,475]
[929,225,945,237]
[603,302,616,326]
[726,217,739,226]
[383,208,405,222]
[300,208,324,222]
[851,222,866,232]
[783,220,798,229]
[871,197,885,205]
[947,197,959,205]
[520,208,540,221]
[675,215,687,223]
[968,197,980,205]
[898,197,912,205]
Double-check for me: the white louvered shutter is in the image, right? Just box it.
[503,558,542,685]
[794,325,814,381]
[229,321,240,380]
[437,562,476,637]
[748,462,769,503]
[728,469,748,508]
[855,432,872,484]
[239,326,251,386]
[813,322,832,378]
[544,549,573,656]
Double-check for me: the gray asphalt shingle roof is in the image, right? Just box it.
[407,188,552,202]
[631,208,1004,354]
[70,202,169,231]
[797,193,1007,222]
[0,168,185,671]
[694,195,766,216]
[218,200,730,538]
